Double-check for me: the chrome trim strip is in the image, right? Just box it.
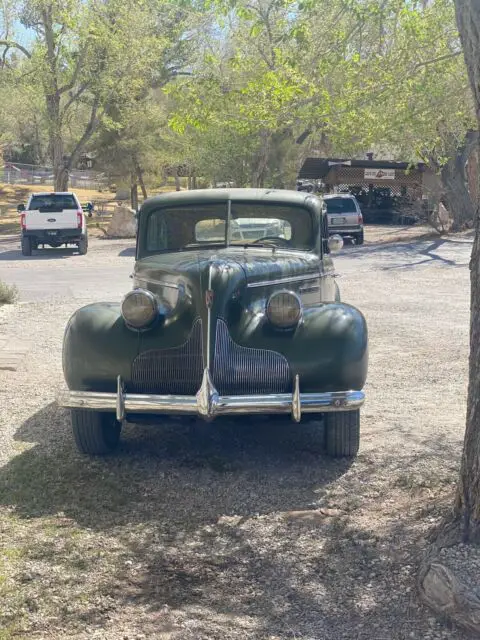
[116,375,125,421]
[206,263,214,370]
[292,375,301,422]
[59,385,365,418]
[247,272,319,288]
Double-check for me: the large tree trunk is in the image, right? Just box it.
[453,215,480,541]
[448,0,480,542]
[440,131,478,231]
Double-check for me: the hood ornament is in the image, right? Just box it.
[205,289,214,308]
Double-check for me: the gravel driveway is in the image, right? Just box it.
[0,233,474,639]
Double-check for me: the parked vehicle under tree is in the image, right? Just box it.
[18,192,88,256]
[59,188,368,458]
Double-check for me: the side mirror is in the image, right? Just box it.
[328,234,343,253]
[17,204,25,212]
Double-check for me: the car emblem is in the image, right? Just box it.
[47,218,56,222]
[205,289,214,308]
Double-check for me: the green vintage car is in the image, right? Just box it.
[59,188,368,457]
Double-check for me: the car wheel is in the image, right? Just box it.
[324,410,360,457]
[355,230,364,245]
[78,236,88,255]
[71,409,121,455]
[21,236,32,256]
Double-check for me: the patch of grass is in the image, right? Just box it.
[0,281,18,305]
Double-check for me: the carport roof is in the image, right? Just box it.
[298,157,427,179]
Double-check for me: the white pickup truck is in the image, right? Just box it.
[18,192,88,256]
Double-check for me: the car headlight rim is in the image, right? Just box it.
[121,288,158,330]
[266,290,302,329]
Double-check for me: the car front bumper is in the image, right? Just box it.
[58,369,365,423]
[329,226,362,235]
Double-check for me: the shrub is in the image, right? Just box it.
[0,280,18,305]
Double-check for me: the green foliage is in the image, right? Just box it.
[0,0,474,190]
[0,281,18,305]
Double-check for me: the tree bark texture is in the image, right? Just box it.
[440,131,478,231]
[452,0,480,541]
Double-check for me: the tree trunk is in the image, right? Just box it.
[448,0,480,542]
[133,157,147,200]
[174,168,181,191]
[130,176,138,211]
[440,131,478,231]
[251,130,271,187]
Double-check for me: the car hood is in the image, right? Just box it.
[133,247,320,290]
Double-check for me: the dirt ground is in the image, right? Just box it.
[0,232,474,639]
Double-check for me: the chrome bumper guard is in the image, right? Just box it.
[58,369,365,423]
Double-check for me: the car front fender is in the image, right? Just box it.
[63,303,139,392]
[233,302,368,393]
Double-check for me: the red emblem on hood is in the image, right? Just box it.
[205,289,214,308]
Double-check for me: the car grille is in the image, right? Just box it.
[212,319,290,395]
[131,319,204,394]
[130,318,291,396]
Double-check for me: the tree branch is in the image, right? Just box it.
[0,39,32,59]
[413,50,462,71]
[58,46,88,95]
[61,82,89,116]
[67,99,100,170]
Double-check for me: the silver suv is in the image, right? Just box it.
[323,194,364,245]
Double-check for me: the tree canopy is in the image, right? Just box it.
[0,0,475,203]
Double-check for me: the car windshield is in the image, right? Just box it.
[324,197,357,214]
[145,202,314,253]
[29,194,77,210]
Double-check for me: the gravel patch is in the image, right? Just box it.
[438,545,480,597]
[0,232,474,639]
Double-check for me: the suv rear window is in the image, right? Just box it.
[29,194,77,210]
[324,197,357,214]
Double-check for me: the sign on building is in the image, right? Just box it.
[364,168,395,180]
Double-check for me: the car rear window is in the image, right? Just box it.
[29,194,77,210]
[324,197,357,214]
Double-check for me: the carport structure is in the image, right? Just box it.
[298,157,432,223]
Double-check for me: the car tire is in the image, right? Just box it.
[355,230,364,245]
[78,236,88,255]
[71,409,121,455]
[21,236,32,256]
[324,410,360,457]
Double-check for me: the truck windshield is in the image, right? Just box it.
[144,202,314,253]
[29,194,77,210]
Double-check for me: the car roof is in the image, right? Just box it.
[30,191,77,196]
[323,193,356,199]
[141,188,320,210]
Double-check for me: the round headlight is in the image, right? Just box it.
[266,291,302,328]
[121,289,158,329]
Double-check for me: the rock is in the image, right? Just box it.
[106,205,137,238]
[419,558,480,634]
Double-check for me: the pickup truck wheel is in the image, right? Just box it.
[324,410,360,457]
[21,236,32,256]
[78,236,88,255]
[355,230,364,245]
[71,409,121,455]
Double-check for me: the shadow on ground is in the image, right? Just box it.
[0,405,465,638]
[0,402,351,530]
[118,247,136,257]
[341,237,472,270]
